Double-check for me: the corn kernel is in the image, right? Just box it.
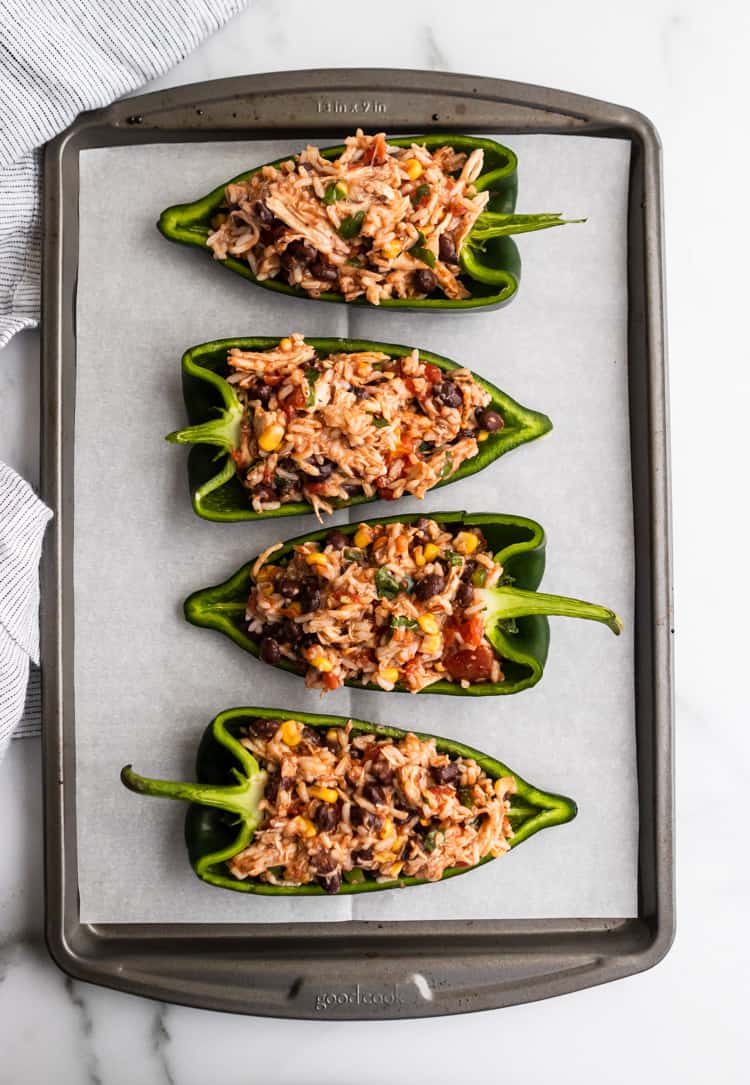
[295,816,317,838]
[305,551,328,567]
[310,786,339,803]
[434,662,445,672]
[336,181,348,196]
[477,430,490,442]
[326,729,339,743]
[258,423,285,452]
[280,719,301,746]
[455,531,480,555]
[210,212,227,229]
[353,525,372,548]
[378,850,396,864]
[255,564,279,582]
[279,337,293,352]
[311,655,333,673]
[388,862,404,878]
[422,633,442,656]
[379,819,394,839]
[423,542,440,561]
[382,371,395,380]
[405,158,424,180]
[419,818,431,826]
[283,602,301,617]
[414,545,426,567]
[417,613,439,635]
[379,667,400,685]
[382,239,401,260]
[357,361,370,376]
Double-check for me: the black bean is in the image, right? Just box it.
[275,575,299,598]
[413,268,437,294]
[278,456,298,472]
[285,239,317,265]
[319,871,342,894]
[367,812,384,833]
[438,233,459,264]
[455,428,476,441]
[477,408,504,432]
[264,774,280,804]
[414,573,446,602]
[315,804,340,832]
[326,529,349,550]
[248,718,280,740]
[281,619,302,645]
[455,581,475,609]
[433,381,464,409]
[254,201,274,227]
[249,381,272,407]
[351,385,369,399]
[301,725,324,747]
[298,583,322,614]
[253,482,277,503]
[432,761,460,785]
[311,851,336,873]
[300,632,321,649]
[260,637,281,664]
[415,517,433,532]
[309,260,338,283]
[349,805,365,826]
[363,782,386,805]
[342,482,363,496]
[308,455,334,480]
[352,847,373,864]
[371,759,394,785]
[359,236,374,253]
[461,559,477,581]
[279,774,294,792]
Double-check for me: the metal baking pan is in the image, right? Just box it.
[40,69,673,1018]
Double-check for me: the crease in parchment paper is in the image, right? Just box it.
[73,135,636,923]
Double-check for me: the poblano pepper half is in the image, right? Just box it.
[166,337,552,522]
[183,512,622,696]
[121,707,577,895]
[158,134,581,311]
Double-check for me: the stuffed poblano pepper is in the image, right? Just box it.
[158,130,582,311]
[184,512,622,695]
[121,707,577,895]
[167,334,551,521]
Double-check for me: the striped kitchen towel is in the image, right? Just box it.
[0,0,249,349]
[0,0,249,750]
[0,463,52,754]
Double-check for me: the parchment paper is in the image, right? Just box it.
[75,135,636,923]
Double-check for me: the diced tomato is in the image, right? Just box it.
[281,387,306,418]
[305,481,329,495]
[424,363,442,384]
[262,373,284,386]
[444,615,484,650]
[403,377,418,396]
[444,643,496,682]
[323,672,341,690]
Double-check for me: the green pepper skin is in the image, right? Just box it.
[157,135,577,311]
[184,512,622,696]
[121,707,577,895]
[166,337,552,522]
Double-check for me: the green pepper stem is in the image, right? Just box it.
[120,763,267,824]
[482,585,623,635]
[470,212,586,241]
[165,400,243,452]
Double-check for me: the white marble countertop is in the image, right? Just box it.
[1,1,748,1081]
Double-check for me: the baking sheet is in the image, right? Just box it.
[74,135,636,923]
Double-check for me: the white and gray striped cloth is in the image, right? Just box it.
[0,0,248,751]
